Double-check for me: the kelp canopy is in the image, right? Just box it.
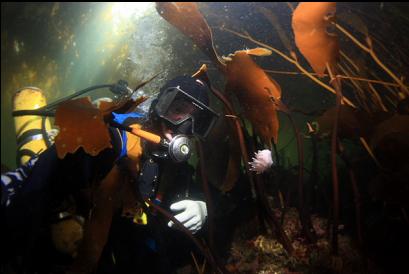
[2,2,409,274]
[156,2,409,273]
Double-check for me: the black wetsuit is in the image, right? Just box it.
[0,127,203,274]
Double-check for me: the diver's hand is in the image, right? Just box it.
[167,200,207,234]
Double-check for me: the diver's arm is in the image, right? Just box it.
[1,127,128,256]
[1,126,125,209]
[1,157,39,207]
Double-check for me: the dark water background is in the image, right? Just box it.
[2,2,408,170]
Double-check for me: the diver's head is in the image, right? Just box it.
[149,76,219,141]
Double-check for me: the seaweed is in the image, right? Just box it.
[156,2,409,273]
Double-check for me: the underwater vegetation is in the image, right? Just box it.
[2,2,409,274]
[155,2,409,273]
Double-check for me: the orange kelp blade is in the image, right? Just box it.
[156,2,225,71]
[54,97,111,159]
[292,2,339,77]
[225,49,282,146]
[191,64,210,83]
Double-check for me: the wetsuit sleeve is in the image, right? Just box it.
[0,126,130,261]
[0,126,126,209]
[1,157,39,207]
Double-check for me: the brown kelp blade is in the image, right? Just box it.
[191,64,241,192]
[156,2,225,70]
[225,49,282,145]
[368,116,409,203]
[200,114,241,193]
[191,64,208,79]
[315,105,371,139]
[69,165,124,273]
[156,3,282,145]
[292,2,339,76]
[191,64,213,89]
[370,114,409,170]
[245,47,273,57]
[54,97,111,159]
[54,74,156,159]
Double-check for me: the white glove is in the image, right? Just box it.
[249,149,273,174]
[167,200,207,234]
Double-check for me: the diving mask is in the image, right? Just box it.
[154,86,219,139]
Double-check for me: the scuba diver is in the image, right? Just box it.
[1,75,220,273]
